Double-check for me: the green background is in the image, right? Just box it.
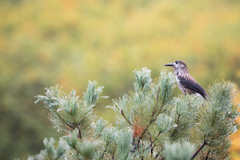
[1,0,240,159]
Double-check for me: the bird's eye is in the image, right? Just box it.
[175,61,178,64]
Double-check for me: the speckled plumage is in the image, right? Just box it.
[164,60,207,99]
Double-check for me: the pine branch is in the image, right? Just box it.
[151,87,161,121]
[76,124,82,139]
[130,138,140,153]
[191,140,207,159]
[170,114,181,138]
[99,143,109,159]
[211,110,217,127]
[131,94,166,153]
[71,111,82,139]
[143,131,162,152]
[155,153,164,160]
[141,93,166,139]
[156,87,160,101]
[72,146,81,160]
[205,150,210,160]
[51,109,75,130]
[152,93,166,122]
[49,98,76,131]
[176,114,180,125]
[121,109,132,126]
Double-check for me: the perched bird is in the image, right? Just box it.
[164,60,207,99]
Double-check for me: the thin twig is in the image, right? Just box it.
[212,110,217,127]
[151,89,160,119]
[151,147,153,156]
[52,107,75,130]
[191,140,207,159]
[132,89,166,154]
[143,131,162,152]
[141,79,145,90]
[141,94,166,140]
[76,123,82,139]
[70,111,82,139]
[96,124,107,140]
[205,150,210,160]
[156,87,160,101]
[121,109,133,125]
[135,96,166,152]
[72,146,81,160]
[130,138,140,153]
[152,93,166,122]
[176,114,180,125]
[100,143,109,159]
[170,114,181,138]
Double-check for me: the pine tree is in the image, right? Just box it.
[28,68,239,160]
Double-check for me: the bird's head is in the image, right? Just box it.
[164,60,188,71]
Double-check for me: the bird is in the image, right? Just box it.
[164,60,207,99]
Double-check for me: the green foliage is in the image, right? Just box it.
[156,114,176,134]
[115,129,132,160]
[109,69,175,130]
[29,68,239,160]
[164,142,196,160]
[165,142,195,160]
[168,95,203,141]
[35,82,107,137]
[28,138,66,160]
[66,129,99,160]
[192,81,240,159]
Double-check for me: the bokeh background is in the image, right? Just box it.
[1,0,240,159]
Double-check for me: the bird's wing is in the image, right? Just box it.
[178,76,207,99]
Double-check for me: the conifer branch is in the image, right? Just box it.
[100,143,109,159]
[76,124,82,139]
[140,93,166,140]
[191,140,207,159]
[50,98,75,130]
[71,111,82,139]
[176,114,180,125]
[170,114,181,138]
[155,153,164,160]
[152,93,166,122]
[72,145,81,160]
[212,110,217,127]
[205,150,210,160]
[143,131,162,152]
[156,87,160,101]
[121,109,132,125]
[130,138,140,153]
[51,109,75,130]
[151,87,161,119]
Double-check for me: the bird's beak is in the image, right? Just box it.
[164,63,173,66]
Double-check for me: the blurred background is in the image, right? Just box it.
[1,0,240,159]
